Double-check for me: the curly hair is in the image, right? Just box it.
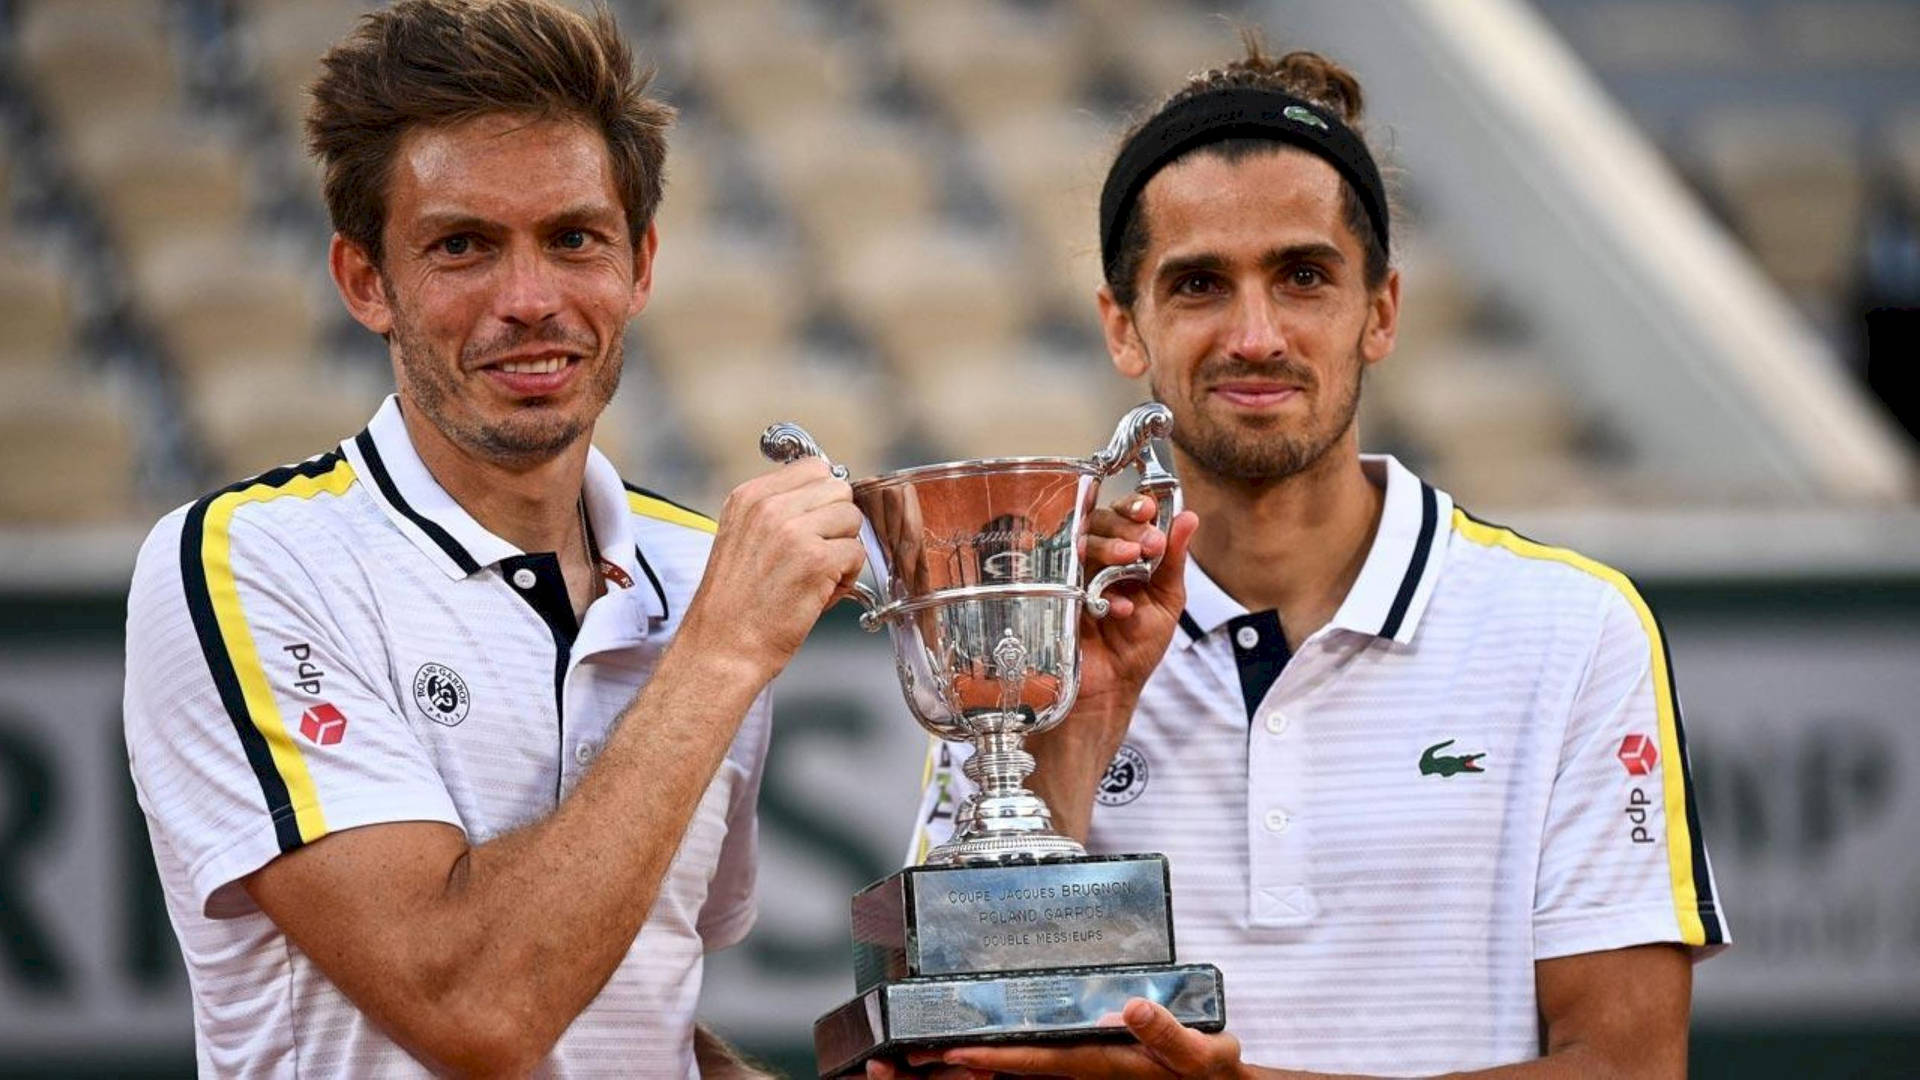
[1104,30,1388,306]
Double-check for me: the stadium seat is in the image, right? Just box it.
[0,371,140,524]
[188,362,386,480]
[0,245,74,377]
[656,349,895,493]
[16,0,179,131]
[66,117,251,264]
[1698,106,1865,304]
[912,353,1124,464]
[746,110,936,262]
[830,227,1033,380]
[1087,3,1239,105]
[1373,344,1583,485]
[968,113,1112,314]
[677,3,854,130]
[244,1,377,138]
[640,230,805,377]
[886,3,1087,123]
[128,232,322,382]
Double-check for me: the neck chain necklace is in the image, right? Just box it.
[578,496,604,603]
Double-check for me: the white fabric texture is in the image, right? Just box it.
[909,455,1726,1076]
[126,397,767,1077]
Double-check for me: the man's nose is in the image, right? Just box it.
[1226,290,1288,363]
[495,244,562,326]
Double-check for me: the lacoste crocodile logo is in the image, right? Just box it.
[1420,739,1486,778]
[1284,104,1329,131]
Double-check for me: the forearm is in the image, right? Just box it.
[1026,691,1136,841]
[394,636,769,1059]
[694,1023,774,1079]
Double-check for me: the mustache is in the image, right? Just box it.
[1195,357,1318,388]
[462,323,597,367]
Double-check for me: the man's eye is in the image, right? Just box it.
[1175,274,1219,295]
[440,235,473,256]
[1288,266,1324,288]
[557,230,588,250]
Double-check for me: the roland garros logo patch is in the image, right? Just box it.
[413,662,471,727]
[1097,744,1150,806]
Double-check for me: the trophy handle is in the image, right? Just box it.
[1083,404,1181,619]
[759,421,884,631]
[759,421,851,481]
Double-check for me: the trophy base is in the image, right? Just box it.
[812,962,1225,1078]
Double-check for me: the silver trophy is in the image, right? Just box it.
[762,403,1226,1078]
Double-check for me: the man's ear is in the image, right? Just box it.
[330,234,393,336]
[1361,267,1400,367]
[628,220,659,318]
[1098,285,1149,380]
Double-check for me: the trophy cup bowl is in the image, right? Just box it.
[762,404,1226,1077]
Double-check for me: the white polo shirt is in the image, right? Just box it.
[909,454,1727,1076]
[125,396,768,1078]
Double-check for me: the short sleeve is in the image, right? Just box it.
[697,688,773,950]
[125,507,462,918]
[1533,582,1729,961]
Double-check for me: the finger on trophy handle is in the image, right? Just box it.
[758,420,851,481]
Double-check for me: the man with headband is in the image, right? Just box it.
[896,39,1727,1078]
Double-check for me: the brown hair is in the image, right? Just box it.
[1104,30,1388,306]
[306,0,673,267]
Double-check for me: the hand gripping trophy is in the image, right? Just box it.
[761,403,1225,1078]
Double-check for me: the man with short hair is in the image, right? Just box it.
[123,2,865,1074]
[899,40,1727,1079]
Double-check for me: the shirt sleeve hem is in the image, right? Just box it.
[1535,903,1730,963]
[190,790,465,917]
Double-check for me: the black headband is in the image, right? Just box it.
[1099,87,1389,280]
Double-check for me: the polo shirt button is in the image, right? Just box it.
[1235,625,1260,649]
[1263,808,1291,833]
[574,741,596,766]
[1264,710,1290,736]
[512,568,537,589]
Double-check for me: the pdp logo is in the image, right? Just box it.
[413,663,471,727]
[1096,744,1150,806]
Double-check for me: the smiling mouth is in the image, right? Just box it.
[494,355,572,375]
[1211,384,1302,406]
[479,352,582,396]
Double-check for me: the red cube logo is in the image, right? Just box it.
[299,703,347,746]
[1617,733,1658,776]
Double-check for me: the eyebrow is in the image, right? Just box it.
[413,202,624,236]
[1155,242,1348,282]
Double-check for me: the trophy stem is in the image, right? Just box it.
[926,725,1086,866]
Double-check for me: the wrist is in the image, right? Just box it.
[671,605,784,687]
[658,616,780,694]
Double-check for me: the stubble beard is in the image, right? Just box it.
[1157,337,1365,484]
[388,302,622,465]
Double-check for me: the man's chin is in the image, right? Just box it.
[468,414,592,462]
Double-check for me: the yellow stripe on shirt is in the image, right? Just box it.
[626,489,718,534]
[1451,509,1708,946]
[198,458,359,847]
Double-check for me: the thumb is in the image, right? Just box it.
[1123,997,1204,1067]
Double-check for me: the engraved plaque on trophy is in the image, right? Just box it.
[760,405,1226,1078]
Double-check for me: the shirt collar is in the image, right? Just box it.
[1173,454,1452,649]
[343,397,663,618]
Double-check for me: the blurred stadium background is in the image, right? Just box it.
[1,0,1917,1075]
